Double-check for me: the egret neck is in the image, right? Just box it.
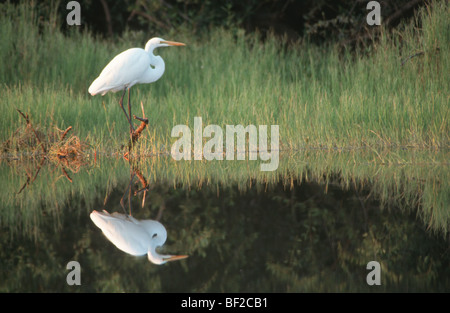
[144,43,165,84]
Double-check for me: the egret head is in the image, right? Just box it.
[144,220,188,265]
[145,37,185,52]
[148,250,189,265]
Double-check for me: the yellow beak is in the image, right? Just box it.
[163,255,189,262]
[161,40,186,46]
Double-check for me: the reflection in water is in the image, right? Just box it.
[0,150,448,292]
[91,169,188,264]
[90,210,188,264]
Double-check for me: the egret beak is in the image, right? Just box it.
[161,40,186,46]
[163,255,189,262]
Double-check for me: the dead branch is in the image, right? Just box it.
[60,126,72,141]
[134,169,149,195]
[60,165,73,183]
[17,176,31,194]
[131,115,149,142]
[133,167,149,209]
[17,157,45,194]
[127,101,149,151]
[16,109,46,154]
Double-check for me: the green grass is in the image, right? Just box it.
[1,148,448,240]
[0,2,449,292]
[0,1,448,154]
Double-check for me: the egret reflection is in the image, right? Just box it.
[90,168,188,264]
[90,210,188,264]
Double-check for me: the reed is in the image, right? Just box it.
[0,1,448,154]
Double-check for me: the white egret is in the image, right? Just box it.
[90,210,188,265]
[88,38,185,137]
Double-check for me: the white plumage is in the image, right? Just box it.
[88,38,185,135]
[90,210,188,265]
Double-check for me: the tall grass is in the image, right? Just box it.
[0,1,448,152]
[2,148,448,240]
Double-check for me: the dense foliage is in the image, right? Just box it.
[40,0,428,45]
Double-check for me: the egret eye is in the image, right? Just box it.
[152,233,157,238]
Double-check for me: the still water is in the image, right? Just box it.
[0,149,449,292]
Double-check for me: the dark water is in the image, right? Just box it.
[0,151,449,292]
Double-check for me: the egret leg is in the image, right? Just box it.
[127,88,134,141]
[118,89,134,132]
[120,172,136,216]
[128,174,132,216]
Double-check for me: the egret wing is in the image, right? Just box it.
[90,210,149,256]
[88,48,151,95]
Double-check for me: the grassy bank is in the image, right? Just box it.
[0,1,448,155]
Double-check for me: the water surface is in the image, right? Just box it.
[0,149,449,292]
